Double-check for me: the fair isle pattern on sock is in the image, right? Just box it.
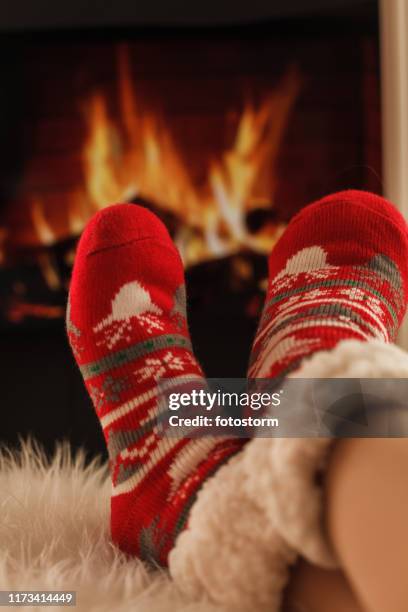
[67,204,244,567]
[249,191,408,379]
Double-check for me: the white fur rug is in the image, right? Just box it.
[0,441,219,611]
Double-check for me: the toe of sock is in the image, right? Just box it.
[294,190,408,234]
[77,203,173,256]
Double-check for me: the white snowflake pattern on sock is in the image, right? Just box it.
[96,319,133,349]
[137,313,165,334]
[135,351,193,383]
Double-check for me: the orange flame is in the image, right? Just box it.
[28,45,300,271]
[31,200,56,246]
[80,46,301,266]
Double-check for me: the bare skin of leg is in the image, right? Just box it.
[283,558,365,612]
[283,438,408,612]
[284,437,408,611]
[324,438,408,612]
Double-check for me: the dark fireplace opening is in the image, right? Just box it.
[0,9,381,456]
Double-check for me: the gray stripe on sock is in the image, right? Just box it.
[270,303,378,338]
[265,278,397,323]
[80,334,191,380]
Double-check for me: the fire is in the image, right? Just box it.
[80,45,301,266]
[31,200,56,246]
[29,45,300,269]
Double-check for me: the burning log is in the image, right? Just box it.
[0,196,275,330]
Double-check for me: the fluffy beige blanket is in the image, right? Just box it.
[0,442,218,611]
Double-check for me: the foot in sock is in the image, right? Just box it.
[156,190,408,609]
[66,203,244,566]
[249,190,408,380]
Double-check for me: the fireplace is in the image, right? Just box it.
[0,8,381,453]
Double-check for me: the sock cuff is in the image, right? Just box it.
[171,339,408,610]
[169,451,296,611]
[249,339,408,569]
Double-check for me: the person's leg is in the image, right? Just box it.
[325,438,408,612]
[66,193,408,611]
[67,203,245,566]
[283,559,365,612]
[169,190,408,610]
[245,190,408,610]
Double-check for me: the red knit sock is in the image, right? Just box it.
[249,190,408,379]
[67,204,243,566]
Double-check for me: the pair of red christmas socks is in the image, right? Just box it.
[67,190,408,566]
